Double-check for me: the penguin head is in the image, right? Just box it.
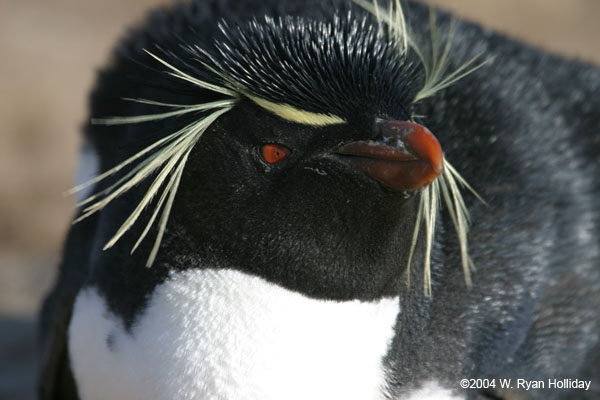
[80,1,481,299]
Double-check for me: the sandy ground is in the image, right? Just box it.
[0,0,598,398]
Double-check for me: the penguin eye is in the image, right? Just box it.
[261,144,291,164]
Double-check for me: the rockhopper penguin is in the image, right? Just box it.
[38,0,600,399]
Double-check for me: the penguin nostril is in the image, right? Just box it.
[373,121,413,152]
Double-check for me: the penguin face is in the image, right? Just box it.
[168,98,439,300]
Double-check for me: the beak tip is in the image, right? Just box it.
[386,121,444,189]
[402,122,444,173]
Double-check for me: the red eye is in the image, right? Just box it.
[261,144,290,164]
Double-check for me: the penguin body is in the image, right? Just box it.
[39,0,600,399]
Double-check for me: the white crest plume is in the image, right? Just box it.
[354,0,488,295]
[68,50,238,267]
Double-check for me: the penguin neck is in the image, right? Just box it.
[88,191,426,330]
[151,207,416,302]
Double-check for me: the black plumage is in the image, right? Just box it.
[39,0,600,399]
[204,14,421,120]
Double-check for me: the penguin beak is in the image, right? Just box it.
[336,121,444,191]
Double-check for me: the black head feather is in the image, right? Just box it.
[196,12,422,122]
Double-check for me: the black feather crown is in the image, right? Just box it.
[69,0,487,295]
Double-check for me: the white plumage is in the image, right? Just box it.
[69,268,400,400]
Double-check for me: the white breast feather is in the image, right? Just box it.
[69,268,400,400]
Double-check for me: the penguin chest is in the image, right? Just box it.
[68,268,400,400]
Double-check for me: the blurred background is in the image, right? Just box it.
[0,0,599,398]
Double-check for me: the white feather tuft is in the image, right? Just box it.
[353,0,409,54]
[70,50,237,267]
[354,0,490,103]
[408,160,482,295]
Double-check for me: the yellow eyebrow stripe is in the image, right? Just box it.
[246,95,346,127]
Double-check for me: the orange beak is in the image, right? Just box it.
[336,121,444,191]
